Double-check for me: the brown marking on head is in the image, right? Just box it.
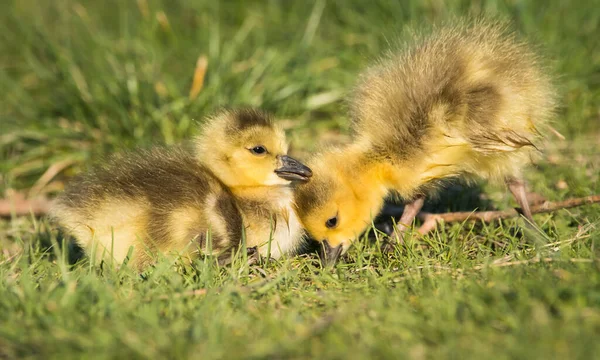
[228,108,274,130]
[196,108,310,189]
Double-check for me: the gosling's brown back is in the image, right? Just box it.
[54,146,243,256]
[348,20,556,162]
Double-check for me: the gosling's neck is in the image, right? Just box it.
[332,144,392,220]
[343,141,425,201]
[230,185,292,210]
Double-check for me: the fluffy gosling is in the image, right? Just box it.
[294,21,557,263]
[51,109,312,270]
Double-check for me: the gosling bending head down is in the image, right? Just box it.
[294,21,557,261]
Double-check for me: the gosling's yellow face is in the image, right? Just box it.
[294,157,381,262]
[224,125,310,187]
[197,109,312,188]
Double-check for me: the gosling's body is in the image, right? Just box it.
[52,109,311,269]
[294,21,557,257]
[52,147,242,268]
[349,21,555,193]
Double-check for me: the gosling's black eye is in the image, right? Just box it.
[325,216,338,229]
[249,146,267,155]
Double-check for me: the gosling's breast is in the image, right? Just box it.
[240,190,305,259]
[265,204,304,259]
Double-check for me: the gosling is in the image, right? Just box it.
[294,21,557,263]
[51,108,312,270]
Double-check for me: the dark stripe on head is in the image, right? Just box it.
[229,108,274,130]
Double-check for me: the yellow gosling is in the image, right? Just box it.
[51,108,311,270]
[294,21,557,262]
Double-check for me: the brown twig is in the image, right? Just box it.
[0,192,55,218]
[416,195,600,234]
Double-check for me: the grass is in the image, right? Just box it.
[1,0,599,358]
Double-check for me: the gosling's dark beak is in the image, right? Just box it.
[275,155,312,182]
[318,240,343,267]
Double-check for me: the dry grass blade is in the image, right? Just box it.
[472,257,595,270]
[397,257,597,277]
[136,0,150,19]
[156,11,171,32]
[28,158,78,197]
[547,125,566,140]
[154,288,208,301]
[189,55,208,100]
[544,223,595,250]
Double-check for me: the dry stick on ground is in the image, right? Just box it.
[416,194,600,234]
[0,194,54,218]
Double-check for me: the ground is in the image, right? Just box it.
[1,0,600,359]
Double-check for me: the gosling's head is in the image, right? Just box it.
[196,108,312,188]
[294,150,385,264]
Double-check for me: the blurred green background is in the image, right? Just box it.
[1,1,599,358]
[1,0,599,191]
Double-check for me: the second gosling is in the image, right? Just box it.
[294,21,557,262]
